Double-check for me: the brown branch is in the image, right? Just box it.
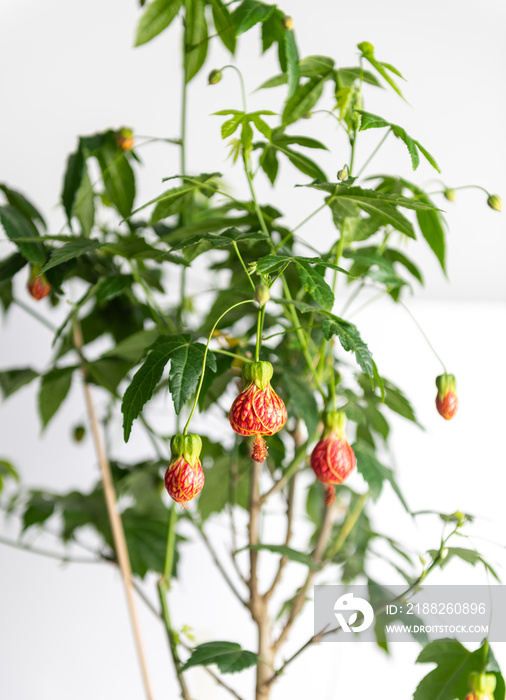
[263,473,297,601]
[272,504,335,653]
[73,324,154,700]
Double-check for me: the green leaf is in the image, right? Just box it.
[0,368,38,399]
[416,204,446,273]
[282,76,327,126]
[274,144,326,180]
[74,167,96,237]
[197,438,250,521]
[96,143,136,219]
[0,253,27,283]
[321,316,374,379]
[244,543,321,569]
[0,184,46,230]
[168,342,216,414]
[353,441,409,511]
[22,492,56,531]
[182,641,258,674]
[103,328,161,363]
[284,26,299,99]
[429,547,501,582]
[279,367,318,438]
[414,639,489,700]
[294,260,334,311]
[357,110,440,172]
[38,367,74,429]
[39,238,103,274]
[0,206,46,266]
[209,0,236,53]
[62,147,85,225]
[0,459,19,492]
[122,334,190,441]
[184,0,208,82]
[357,41,405,99]
[94,274,134,303]
[169,227,267,252]
[231,0,275,34]
[134,0,183,46]
[383,379,419,424]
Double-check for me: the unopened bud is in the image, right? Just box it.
[282,15,294,30]
[337,168,348,181]
[73,425,86,442]
[28,266,51,301]
[301,111,312,119]
[255,281,270,308]
[117,127,134,151]
[444,189,457,202]
[487,194,502,212]
[208,69,222,85]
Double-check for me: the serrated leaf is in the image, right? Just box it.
[38,367,74,428]
[96,144,136,219]
[294,260,334,310]
[182,641,258,674]
[0,253,27,283]
[244,543,321,569]
[321,316,374,379]
[39,238,103,274]
[134,0,182,46]
[414,639,488,700]
[383,379,419,424]
[168,342,216,414]
[62,147,85,225]
[357,110,440,172]
[282,76,327,126]
[74,167,95,237]
[429,547,501,582]
[184,0,208,82]
[121,334,190,441]
[284,26,299,99]
[274,144,326,180]
[103,328,161,363]
[0,368,38,399]
[353,441,409,511]
[0,206,46,266]
[209,0,236,53]
[0,184,46,230]
[231,0,275,34]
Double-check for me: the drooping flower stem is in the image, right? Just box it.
[255,305,266,361]
[183,299,255,435]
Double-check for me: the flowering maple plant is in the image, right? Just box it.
[0,2,504,700]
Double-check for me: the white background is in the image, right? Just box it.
[1,0,505,699]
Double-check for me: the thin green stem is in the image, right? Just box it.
[254,305,266,361]
[0,535,101,564]
[158,579,192,700]
[222,65,247,112]
[163,504,178,584]
[262,324,316,341]
[233,241,256,292]
[12,298,57,332]
[275,203,327,251]
[424,184,491,197]
[213,347,248,362]
[398,299,447,373]
[326,491,369,559]
[183,299,255,434]
[356,129,390,178]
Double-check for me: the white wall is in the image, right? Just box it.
[1,1,505,698]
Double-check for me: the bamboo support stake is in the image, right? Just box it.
[73,324,154,700]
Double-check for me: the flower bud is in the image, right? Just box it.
[165,434,205,504]
[255,281,270,309]
[444,189,457,202]
[337,168,348,181]
[282,15,294,30]
[208,69,223,85]
[229,361,287,460]
[468,671,497,700]
[27,266,51,301]
[73,425,86,442]
[435,373,458,420]
[117,127,134,151]
[487,194,502,212]
[311,412,356,499]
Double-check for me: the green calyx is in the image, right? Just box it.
[435,373,456,398]
[208,69,222,85]
[469,671,497,697]
[242,361,273,390]
[322,410,347,439]
[255,281,270,309]
[170,433,202,467]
